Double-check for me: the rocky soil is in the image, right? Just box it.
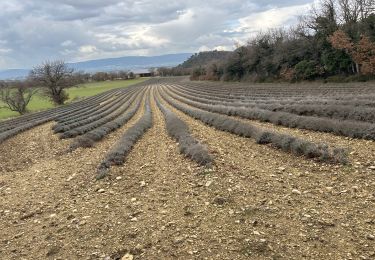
[0,88,374,260]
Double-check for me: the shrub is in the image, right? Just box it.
[97,95,153,178]
[156,97,213,166]
[294,60,323,81]
[159,88,348,164]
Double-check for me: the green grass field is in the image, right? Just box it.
[0,78,147,120]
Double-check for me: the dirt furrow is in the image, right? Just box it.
[156,85,375,260]
[0,88,149,259]
[0,83,374,260]
[85,87,215,259]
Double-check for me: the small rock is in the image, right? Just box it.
[50,214,57,218]
[131,198,137,202]
[130,217,138,222]
[213,196,226,205]
[71,218,79,224]
[98,189,105,193]
[46,246,61,256]
[277,167,286,172]
[369,166,375,170]
[121,253,134,260]
[292,189,302,195]
[13,232,24,239]
[367,234,375,240]
[135,244,143,251]
[173,236,185,244]
[116,176,122,180]
[140,181,146,187]
[253,231,261,235]
[205,180,213,187]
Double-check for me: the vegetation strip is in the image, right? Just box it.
[60,88,143,139]
[155,90,213,166]
[165,85,375,140]
[53,90,134,133]
[69,88,146,150]
[97,91,153,178]
[159,86,348,164]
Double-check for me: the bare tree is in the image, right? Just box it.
[0,81,37,115]
[338,0,360,23]
[329,0,374,23]
[356,0,375,19]
[29,60,75,105]
[299,0,338,33]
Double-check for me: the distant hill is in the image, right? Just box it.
[179,51,233,69]
[69,53,192,72]
[0,53,192,80]
[0,69,30,80]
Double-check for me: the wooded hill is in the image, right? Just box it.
[162,0,375,82]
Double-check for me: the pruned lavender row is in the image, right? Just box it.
[173,83,375,107]
[60,88,144,139]
[0,87,123,134]
[165,86,375,140]
[97,93,153,178]
[170,85,375,125]
[155,92,213,166]
[159,87,348,164]
[255,104,375,123]
[53,88,144,136]
[0,102,102,142]
[0,116,55,143]
[54,89,124,123]
[53,88,133,126]
[172,84,375,114]
[69,89,145,150]
[53,90,135,133]
[172,83,375,106]
[180,81,375,98]
[0,80,154,143]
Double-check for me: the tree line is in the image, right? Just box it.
[156,51,232,77]
[166,0,375,82]
[0,61,136,115]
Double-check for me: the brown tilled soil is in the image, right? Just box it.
[1,87,375,260]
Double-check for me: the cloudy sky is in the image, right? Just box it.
[0,0,315,69]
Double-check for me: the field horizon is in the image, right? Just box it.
[0,78,147,120]
[1,77,374,259]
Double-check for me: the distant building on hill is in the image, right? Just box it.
[136,72,153,77]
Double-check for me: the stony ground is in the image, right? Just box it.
[0,88,374,260]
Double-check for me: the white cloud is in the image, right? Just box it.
[236,3,311,37]
[61,40,75,47]
[0,48,12,54]
[0,0,315,69]
[79,45,97,53]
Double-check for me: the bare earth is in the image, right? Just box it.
[1,87,375,260]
